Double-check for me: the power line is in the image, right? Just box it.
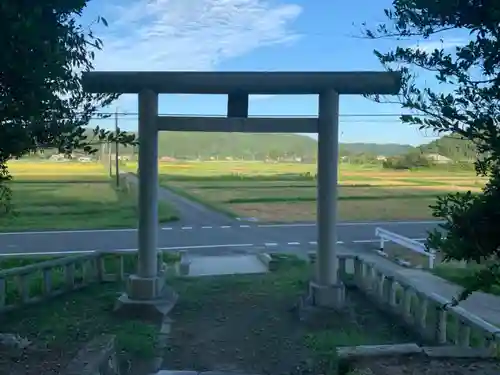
[91,112,426,118]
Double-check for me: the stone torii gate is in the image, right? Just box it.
[83,71,401,317]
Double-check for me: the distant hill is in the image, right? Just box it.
[33,127,476,162]
[109,132,415,160]
[339,143,414,157]
[156,132,317,160]
[417,134,477,161]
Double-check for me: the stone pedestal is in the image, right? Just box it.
[308,280,345,309]
[114,272,177,322]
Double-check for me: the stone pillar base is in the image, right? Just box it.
[114,273,178,322]
[308,280,346,309]
[127,273,166,300]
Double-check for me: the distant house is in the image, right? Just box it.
[376,155,387,161]
[425,153,452,164]
[49,154,66,161]
[159,156,176,162]
[78,156,93,163]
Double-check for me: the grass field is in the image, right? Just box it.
[1,161,178,231]
[149,160,485,222]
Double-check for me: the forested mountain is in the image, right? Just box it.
[35,128,478,162]
[108,132,415,160]
[156,132,317,159]
[417,135,477,161]
[339,143,413,157]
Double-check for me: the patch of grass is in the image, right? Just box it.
[432,264,500,296]
[226,193,446,204]
[0,283,159,375]
[392,178,452,186]
[153,162,480,222]
[194,183,317,189]
[162,256,415,375]
[228,198,438,222]
[159,173,317,182]
[0,179,178,232]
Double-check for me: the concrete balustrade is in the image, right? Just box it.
[0,251,174,314]
[2,250,498,353]
[335,254,500,351]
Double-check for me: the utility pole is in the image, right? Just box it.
[108,141,112,177]
[114,108,120,187]
[101,143,105,162]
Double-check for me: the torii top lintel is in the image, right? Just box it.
[82,71,402,96]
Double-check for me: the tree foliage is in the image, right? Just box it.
[366,0,500,300]
[383,151,434,169]
[419,134,477,161]
[0,1,135,214]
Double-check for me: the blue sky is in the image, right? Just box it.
[83,0,465,146]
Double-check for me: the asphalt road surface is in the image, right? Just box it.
[0,220,443,256]
[0,179,444,256]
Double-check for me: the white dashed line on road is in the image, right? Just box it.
[0,237,427,256]
[0,221,441,236]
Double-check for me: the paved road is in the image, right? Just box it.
[0,178,445,256]
[0,220,443,255]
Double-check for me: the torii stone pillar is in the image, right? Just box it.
[82,71,401,315]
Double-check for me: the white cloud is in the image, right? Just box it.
[93,0,302,71]
[409,38,465,53]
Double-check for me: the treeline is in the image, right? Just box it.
[382,135,477,170]
[21,129,479,167]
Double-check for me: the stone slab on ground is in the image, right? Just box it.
[187,255,267,277]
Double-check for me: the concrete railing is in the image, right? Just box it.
[336,254,500,351]
[0,251,173,314]
[375,227,436,269]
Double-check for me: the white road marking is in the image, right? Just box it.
[0,243,256,257]
[0,220,443,236]
[0,228,137,236]
[0,237,429,257]
[258,223,315,228]
[307,241,344,245]
[0,250,97,256]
